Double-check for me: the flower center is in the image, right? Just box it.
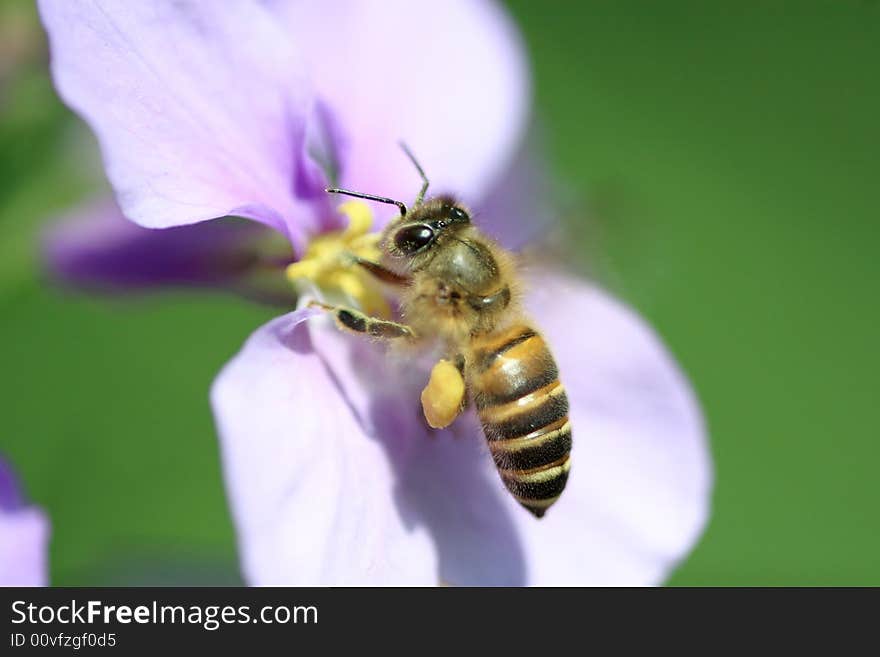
[285,201,390,317]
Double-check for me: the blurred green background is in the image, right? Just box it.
[2,1,878,585]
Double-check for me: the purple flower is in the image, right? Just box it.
[40,0,713,585]
[0,457,50,586]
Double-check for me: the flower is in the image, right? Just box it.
[40,0,713,585]
[0,456,50,586]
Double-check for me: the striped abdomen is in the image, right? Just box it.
[469,324,572,518]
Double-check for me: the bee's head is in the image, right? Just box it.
[325,144,470,261]
[389,196,471,257]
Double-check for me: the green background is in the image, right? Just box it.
[1,1,877,585]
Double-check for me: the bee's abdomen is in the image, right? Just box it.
[470,324,572,518]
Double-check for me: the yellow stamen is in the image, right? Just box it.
[286,201,390,317]
[339,200,373,239]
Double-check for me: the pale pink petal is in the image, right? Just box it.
[310,271,712,586]
[268,0,531,222]
[0,459,50,587]
[506,271,713,585]
[211,308,437,585]
[38,0,323,250]
[0,510,50,587]
[476,131,561,250]
[214,276,710,586]
[309,323,529,585]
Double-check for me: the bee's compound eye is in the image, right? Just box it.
[394,224,435,254]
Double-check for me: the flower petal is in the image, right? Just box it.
[268,0,530,220]
[507,271,713,585]
[0,458,50,586]
[211,308,438,585]
[309,322,529,586]
[215,276,710,586]
[308,271,711,586]
[38,0,322,249]
[476,132,561,250]
[216,307,530,585]
[44,197,297,306]
[0,509,50,586]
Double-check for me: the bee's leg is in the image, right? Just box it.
[420,356,467,429]
[453,354,471,411]
[349,256,411,286]
[308,301,416,340]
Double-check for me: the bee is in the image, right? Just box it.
[312,145,571,518]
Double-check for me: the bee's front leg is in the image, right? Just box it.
[349,256,411,287]
[307,301,416,340]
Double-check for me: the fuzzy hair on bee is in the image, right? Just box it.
[315,145,572,518]
[381,194,525,341]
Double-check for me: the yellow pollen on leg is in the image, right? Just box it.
[286,201,390,317]
[421,359,466,429]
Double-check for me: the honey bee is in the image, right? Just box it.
[312,145,571,518]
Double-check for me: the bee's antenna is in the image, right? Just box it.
[325,188,407,216]
[399,142,430,205]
